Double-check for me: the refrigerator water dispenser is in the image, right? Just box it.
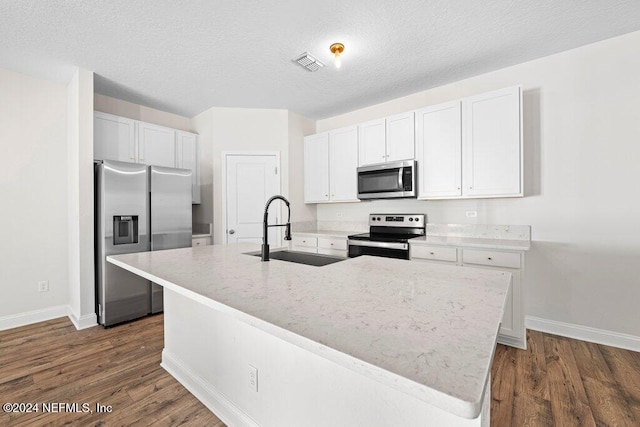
[113,215,139,245]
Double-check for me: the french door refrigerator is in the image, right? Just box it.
[95,160,192,326]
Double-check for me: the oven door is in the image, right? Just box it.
[357,160,416,199]
[348,240,410,260]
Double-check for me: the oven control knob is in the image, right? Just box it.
[372,217,376,221]
[377,217,382,221]
[409,218,413,221]
[414,217,420,222]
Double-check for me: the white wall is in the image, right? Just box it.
[191,108,290,244]
[191,108,214,228]
[67,68,96,329]
[315,31,640,338]
[94,93,192,132]
[288,111,317,224]
[0,68,70,326]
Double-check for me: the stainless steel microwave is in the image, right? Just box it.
[357,160,417,200]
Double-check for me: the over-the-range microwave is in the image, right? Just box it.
[357,160,417,200]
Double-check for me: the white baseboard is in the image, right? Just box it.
[526,316,640,352]
[161,350,258,427]
[67,309,98,330]
[0,305,69,331]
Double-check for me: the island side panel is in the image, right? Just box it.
[161,288,487,427]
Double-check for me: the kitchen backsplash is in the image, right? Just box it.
[293,220,530,241]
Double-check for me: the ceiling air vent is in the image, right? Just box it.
[292,52,324,72]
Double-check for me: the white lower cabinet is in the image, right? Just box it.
[290,236,318,254]
[192,236,212,247]
[290,234,348,257]
[317,237,348,257]
[411,243,526,349]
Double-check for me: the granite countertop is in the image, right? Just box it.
[108,243,510,419]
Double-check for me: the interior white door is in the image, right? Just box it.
[226,154,281,246]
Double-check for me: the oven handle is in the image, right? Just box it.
[348,240,408,250]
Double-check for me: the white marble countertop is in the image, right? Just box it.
[410,235,531,251]
[108,243,511,419]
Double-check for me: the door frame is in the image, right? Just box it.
[221,151,282,244]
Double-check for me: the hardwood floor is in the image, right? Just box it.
[491,330,640,426]
[1,317,639,426]
[0,315,222,426]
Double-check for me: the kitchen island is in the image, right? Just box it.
[108,243,511,427]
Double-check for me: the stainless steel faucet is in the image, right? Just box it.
[261,195,292,261]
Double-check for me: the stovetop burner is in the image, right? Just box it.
[348,213,426,242]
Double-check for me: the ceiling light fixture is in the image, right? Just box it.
[330,43,344,69]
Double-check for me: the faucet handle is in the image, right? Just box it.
[284,223,292,240]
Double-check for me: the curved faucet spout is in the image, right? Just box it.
[261,195,292,261]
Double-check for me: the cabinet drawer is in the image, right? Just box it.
[462,249,521,269]
[317,248,347,257]
[318,237,347,251]
[192,237,210,247]
[292,236,317,248]
[411,245,457,262]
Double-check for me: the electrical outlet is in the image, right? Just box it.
[38,280,49,292]
[465,211,478,218]
[248,365,258,392]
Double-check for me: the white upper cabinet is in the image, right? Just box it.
[304,133,330,203]
[94,111,201,204]
[416,85,522,200]
[304,127,359,204]
[358,119,386,166]
[463,86,522,197]
[358,113,415,166]
[385,112,415,162]
[416,101,462,198]
[329,126,359,202]
[137,122,176,168]
[176,131,200,204]
[94,112,136,162]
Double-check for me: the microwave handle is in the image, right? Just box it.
[398,168,403,189]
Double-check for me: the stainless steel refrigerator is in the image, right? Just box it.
[95,160,192,326]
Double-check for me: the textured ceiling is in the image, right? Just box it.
[1,1,640,119]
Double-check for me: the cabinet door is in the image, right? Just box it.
[176,131,200,204]
[358,119,386,166]
[416,102,462,198]
[93,112,136,162]
[329,126,359,202]
[304,133,330,203]
[462,86,522,197]
[138,122,176,167]
[386,112,415,162]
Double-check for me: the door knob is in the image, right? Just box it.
[228,229,235,234]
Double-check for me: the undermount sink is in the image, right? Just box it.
[245,250,346,267]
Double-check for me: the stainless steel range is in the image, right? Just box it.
[347,214,426,260]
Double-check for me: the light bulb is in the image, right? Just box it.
[330,43,345,70]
